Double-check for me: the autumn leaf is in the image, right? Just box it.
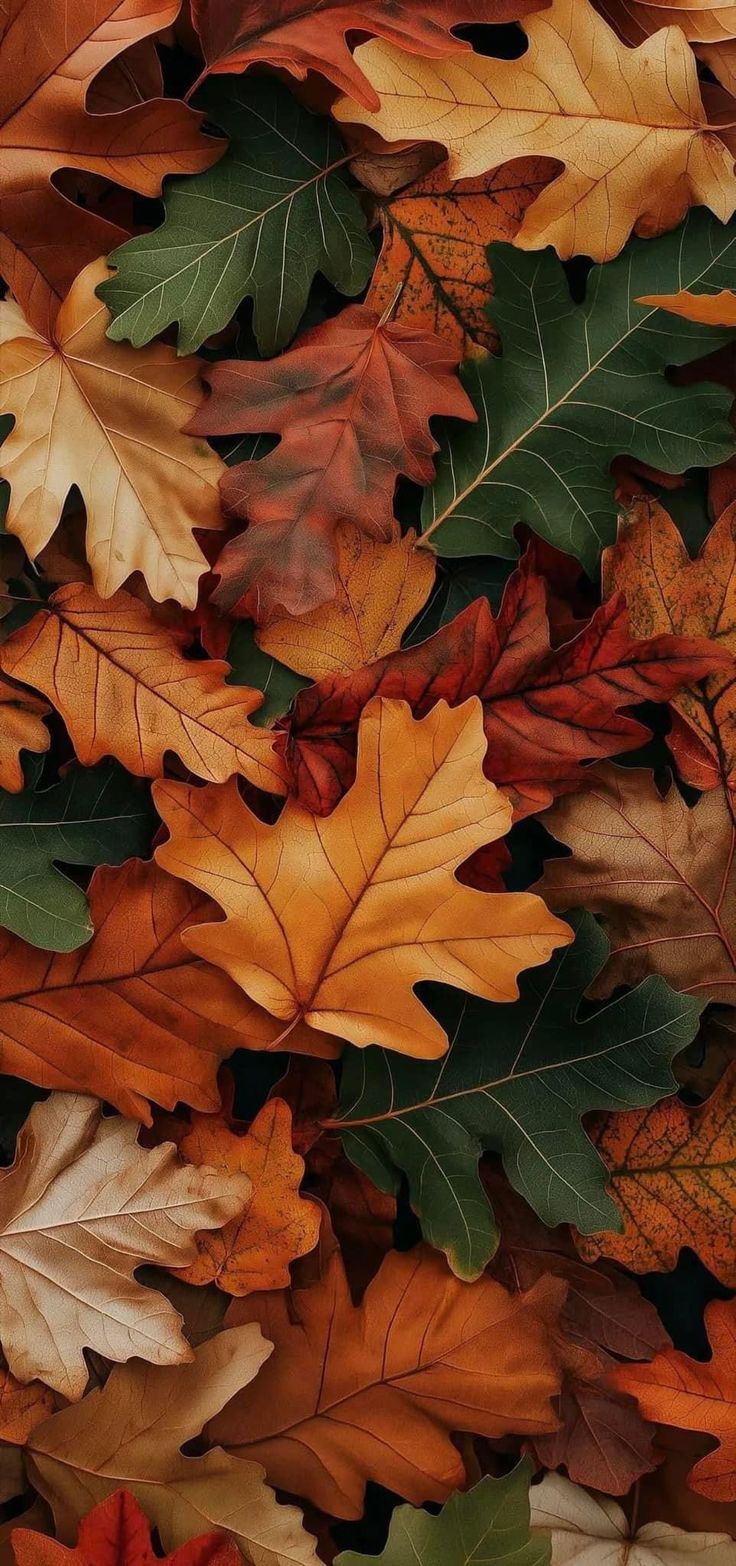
[154,697,570,1060]
[0,260,225,609]
[174,1097,320,1295]
[636,289,736,324]
[534,763,736,1005]
[611,1301,736,1502]
[0,1093,250,1399]
[10,1490,241,1566]
[0,0,221,336]
[209,1242,564,1518]
[336,1463,549,1566]
[574,1063,736,1285]
[0,584,287,794]
[100,77,374,358]
[365,157,558,357]
[0,1370,53,1445]
[282,546,729,818]
[26,1328,319,1566]
[601,497,736,800]
[334,0,736,262]
[529,1472,735,1564]
[0,678,48,792]
[255,524,435,680]
[189,304,475,619]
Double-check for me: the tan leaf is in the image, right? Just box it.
[0,678,48,792]
[0,1369,53,1444]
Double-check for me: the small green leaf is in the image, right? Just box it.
[0,759,155,951]
[99,76,375,357]
[423,211,736,571]
[227,623,307,726]
[336,1463,549,1566]
[335,911,703,1279]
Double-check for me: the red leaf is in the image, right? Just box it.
[11,1488,240,1566]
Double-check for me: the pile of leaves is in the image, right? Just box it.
[2,0,736,1562]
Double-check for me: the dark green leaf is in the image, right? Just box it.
[227,622,307,726]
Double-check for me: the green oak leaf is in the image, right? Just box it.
[0,758,155,951]
[334,911,702,1279]
[227,622,307,726]
[99,76,375,357]
[337,1463,548,1566]
[422,211,736,572]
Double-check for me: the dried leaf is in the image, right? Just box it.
[10,1489,241,1566]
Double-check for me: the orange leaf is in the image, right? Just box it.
[175,1099,320,1295]
[10,1489,241,1566]
[154,697,570,1060]
[0,585,286,795]
[636,288,736,324]
[0,1369,53,1446]
[0,677,49,792]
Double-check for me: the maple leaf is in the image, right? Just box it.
[0,1093,251,1399]
[365,156,558,358]
[336,1462,549,1566]
[602,497,736,801]
[189,304,475,620]
[0,677,48,792]
[0,260,225,609]
[209,1241,564,1518]
[0,584,287,794]
[414,212,736,571]
[529,1472,735,1564]
[189,0,540,109]
[334,0,736,262]
[534,764,736,1005]
[10,1489,241,1566]
[100,77,374,358]
[281,547,729,819]
[255,524,435,681]
[26,1327,319,1566]
[174,1097,321,1295]
[574,1062,736,1286]
[0,859,337,1126]
[331,911,701,1278]
[154,697,570,1060]
[611,1301,736,1502]
[0,0,222,336]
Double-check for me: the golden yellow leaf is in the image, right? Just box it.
[636,288,736,322]
[154,696,571,1060]
[333,0,736,261]
[0,259,224,608]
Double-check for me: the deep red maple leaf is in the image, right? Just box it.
[11,1489,239,1566]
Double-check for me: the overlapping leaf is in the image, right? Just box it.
[10,1490,241,1566]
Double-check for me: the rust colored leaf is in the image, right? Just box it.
[0,678,49,792]
[0,1370,54,1446]
[11,1489,241,1566]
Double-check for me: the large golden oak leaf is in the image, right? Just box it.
[154,696,571,1059]
[333,0,736,261]
[0,260,225,608]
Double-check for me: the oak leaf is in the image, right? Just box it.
[336,1463,548,1566]
[611,1301,736,1502]
[10,1490,241,1566]
[188,304,475,619]
[154,696,571,1061]
[0,0,221,335]
[0,584,287,794]
[209,1242,565,1518]
[575,1063,736,1285]
[281,548,729,819]
[534,763,736,1005]
[255,525,435,680]
[636,289,736,324]
[25,1328,319,1566]
[175,1098,320,1295]
[0,1370,53,1445]
[333,0,736,262]
[0,678,48,792]
[529,1472,735,1564]
[0,1093,251,1399]
[602,498,736,799]
[0,260,225,609]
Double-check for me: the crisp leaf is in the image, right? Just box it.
[11,1488,241,1566]
[336,1463,549,1566]
[529,1472,735,1564]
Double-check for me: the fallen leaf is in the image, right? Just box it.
[209,1243,564,1518]
[0,0,221,335]
[189,304,475,620]
[534,763,736,1005]
[282,546,728,819]
[529,1471,735,1563]
[10,1489,241,1566]
[26,1327,319,1566]
[0,260,225,609]
[154,697,570,1060]
[0,584,287,794]
[636,289,736,323]
[256,525,435,679]
[0,1093,250,1399]
[334,0,736,262]
[175,1098,321,1294]
[0,1369,53,1444]
[611,1301,736,1502]
[0,678,48,792]
[336,1462,549,1566]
